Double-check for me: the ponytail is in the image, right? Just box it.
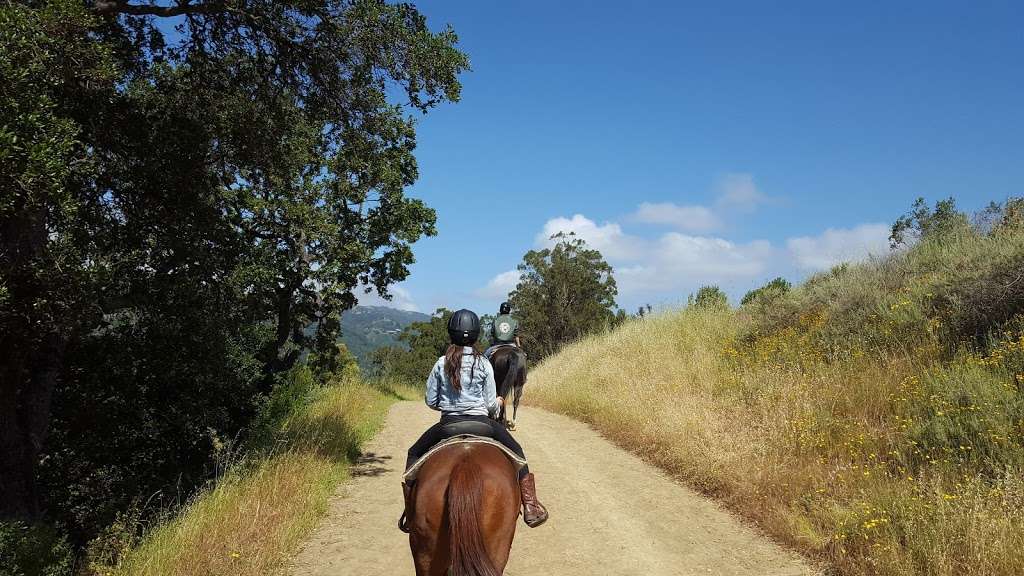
[444,344,482,391]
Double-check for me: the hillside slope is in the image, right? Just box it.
[528,219,1024,575]
[103,371,415,576]
[339,306,429,369]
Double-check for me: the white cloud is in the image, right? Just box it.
[476,269,520,300]
[535,214,645,260]
[715,173,767,213]
[627,173,768,233]
[528,214,776,302]
[631,202,720,233]
[514,213,890,307]
[614,234,775,297]
[786,223,890,270]
[356,283,420,312]
[480,172,888,309]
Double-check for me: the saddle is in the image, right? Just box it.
[399,422,529,533]
[485,342,518,359]
[402,430,528,484]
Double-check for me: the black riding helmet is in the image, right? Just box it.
[447,309,480,346]
[499,301,511,314]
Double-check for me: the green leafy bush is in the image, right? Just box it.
[0,522,73,576]
[689,285,729,310]
[741,277,791,306]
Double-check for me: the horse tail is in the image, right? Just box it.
[447,457,500,576]
[499,349,522,402]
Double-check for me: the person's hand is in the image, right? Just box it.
[496,397,504,407]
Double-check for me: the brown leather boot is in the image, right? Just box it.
[519,473,549,527]
[398,482,414,533]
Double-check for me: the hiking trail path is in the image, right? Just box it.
[289,401,816,576]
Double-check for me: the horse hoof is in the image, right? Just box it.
[507,422,517,431]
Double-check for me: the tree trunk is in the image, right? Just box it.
[261,282,301,380]
[0,362,38,520]
[0,331,66,521]
[0,205,67,522]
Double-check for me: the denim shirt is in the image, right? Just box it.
[424,348,499,417]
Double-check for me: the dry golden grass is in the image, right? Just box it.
[105,378,412,576]
[528,303,1024,576]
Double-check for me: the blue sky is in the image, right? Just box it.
[356,1,1024,314]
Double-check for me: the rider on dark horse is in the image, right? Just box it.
[485,301,520,358]
[401,309,549,531]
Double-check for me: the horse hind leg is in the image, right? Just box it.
[505,393,516,431]
[499,395,509,428]
[510,385,524,430]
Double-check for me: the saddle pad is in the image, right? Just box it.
[484,343,516,358]
[402,435,528,483]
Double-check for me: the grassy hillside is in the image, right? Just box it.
[93,371,415,576]
[528,219,1024,575]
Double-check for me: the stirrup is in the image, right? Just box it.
[523,505,548,528]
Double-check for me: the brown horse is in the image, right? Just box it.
[409,442,520,575]
[488,346,527,430]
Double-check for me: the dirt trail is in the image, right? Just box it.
[290,401,816,576]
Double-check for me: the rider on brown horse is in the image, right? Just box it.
[401,309,549,531]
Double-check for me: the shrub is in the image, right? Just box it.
[741,277,791,306]
[0,521,73,576]
[689,285,729,310]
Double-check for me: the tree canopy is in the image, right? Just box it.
[889,197,970,248]
[508,232,619,359]
[0,0,467,561]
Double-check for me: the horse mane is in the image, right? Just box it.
[447,457,500,576]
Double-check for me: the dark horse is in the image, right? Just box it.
[409,442,520,575]
[488,346,527,430]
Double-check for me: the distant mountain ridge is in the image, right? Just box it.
[340,306,431,369]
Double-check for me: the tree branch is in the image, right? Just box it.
[93,0,225,17]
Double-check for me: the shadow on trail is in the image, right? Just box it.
[352,452,393,477]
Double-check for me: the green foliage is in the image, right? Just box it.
[0,521,73,576]
[0,1,468,569]
[309,342,360,384]
[40,306,272,546]
[746,197,1024,363]
[998,197,1024,233]
[250,366,321,448]
[689,285,729,310]
[509,233,619,359]
[479,313,496,348]
[903,360,1024,477]
[889,197,970,248]
[733,197,1024,482]
[741,277,791,306]
[81,506,145,573]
